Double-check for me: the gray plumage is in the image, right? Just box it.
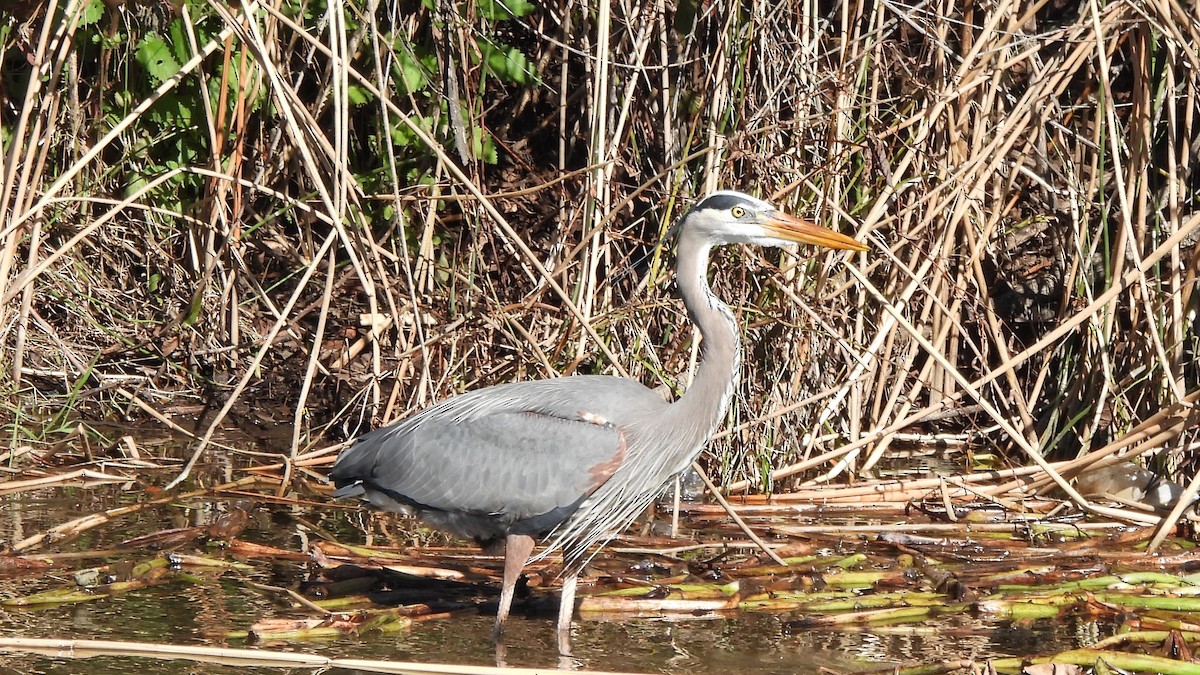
[329,189,866,653]
[331,376,668,544]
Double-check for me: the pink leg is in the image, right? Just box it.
[494,533,535,640]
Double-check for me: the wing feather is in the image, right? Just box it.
[330,375,666,539]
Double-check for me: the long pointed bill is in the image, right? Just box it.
[762,211,868,251]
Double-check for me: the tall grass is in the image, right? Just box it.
[0,0,1196,493]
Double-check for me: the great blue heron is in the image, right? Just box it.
[330,190,866,652]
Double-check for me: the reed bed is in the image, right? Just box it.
[0,0,1197,502]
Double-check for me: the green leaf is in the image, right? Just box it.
[78,0,104,27]
[147,92,195,127]
[478,0,536,20]
[125,173,150,198]
[168,19,191,66]
[136,35,181,85]
[347,84,373,105]
[471,126,497,164]
[478,42,534,85]
[395,56,426,94]
[390,115,431,148]
[392,41,435,94]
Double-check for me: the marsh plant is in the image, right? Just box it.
[1,0,1197,491]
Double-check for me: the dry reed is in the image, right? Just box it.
[0,0,1196,500]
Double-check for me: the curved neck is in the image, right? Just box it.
[544,228,743,566]
[668,231,740,437]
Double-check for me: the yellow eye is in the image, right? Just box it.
[731,206,746,218]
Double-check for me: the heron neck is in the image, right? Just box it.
[670,233,740,439]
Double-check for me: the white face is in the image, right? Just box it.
[681,189,866,252]
[686,190,786,246]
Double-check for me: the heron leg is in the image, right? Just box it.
[556,572,578,655]
[494,533,535,640]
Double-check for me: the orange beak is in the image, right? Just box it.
[762,211,868,251]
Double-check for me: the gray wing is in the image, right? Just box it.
[329,375,666,538]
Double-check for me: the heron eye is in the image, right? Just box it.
[731,206,747,219]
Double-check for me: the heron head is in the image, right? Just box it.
[683,190,867,251]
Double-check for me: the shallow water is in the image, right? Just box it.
[0,477,1113,673]
[0,587,1094,674]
